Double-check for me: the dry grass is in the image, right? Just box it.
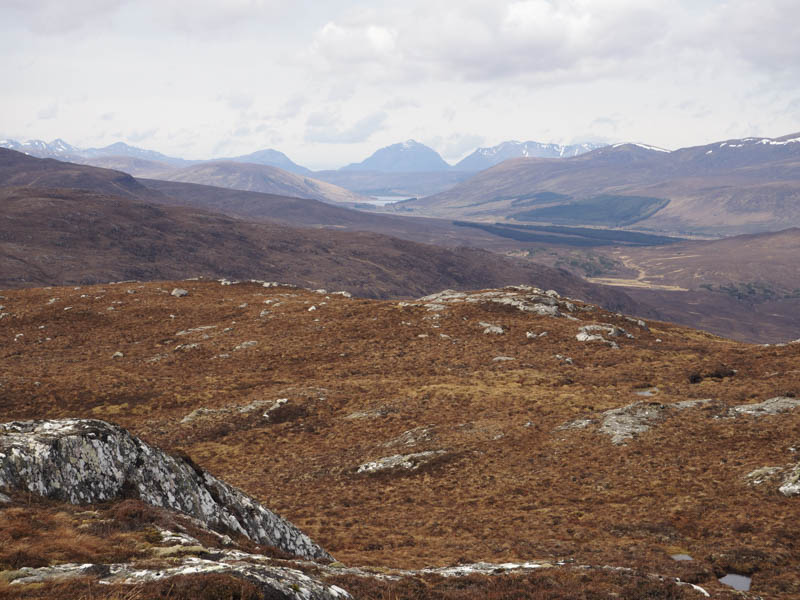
[1,280,800,597]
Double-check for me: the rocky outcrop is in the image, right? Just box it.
[728,396,800,417]
[356,451,445,474]
[559,399,710,444]
[411,285,578,317]
[0,419,331,561]
[8,553,350,600]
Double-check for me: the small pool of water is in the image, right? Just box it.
[719,573,751,591]
[635,387,659,397]
[670,554,693,561]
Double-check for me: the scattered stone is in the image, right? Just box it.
[493,356,515,362]
[308,305,317,312]
[234,340,258,351]
[729,396,800,417]
[170,288,189,298]
[174,343,200,352]
[345,407,391,420]
[560,399,712,444]
[180,407,218,424]
[479,322,504,335]
[384,426,434,448]
[263,398,289,420]
[176,325,217,336]
[0,491,11,503]
[555,354,573,365]
[357,451,446,474]
[779,463,800,496]
[332,290,352,297]
[599,402,669,444]
[0,419,331,560]
[260,309,271,317]
[746,466,783,487]
[111,351,124,359]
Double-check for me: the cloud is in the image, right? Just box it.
[310,21,398,66]
[37,103,58,119]
[305,1,676,85]
[273,93,307,121]
[219,92,254,112]
[126,128,156,143]
[6,0,129,34]
[438,133,486,161]
[304,111,387,144]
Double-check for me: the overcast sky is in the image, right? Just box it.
[2,0,799,169]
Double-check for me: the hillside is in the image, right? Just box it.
[156,161,370,205]
[0,147,163,202]
[1,279,799,598]
[0,186,647,314]
[407,134,800,235]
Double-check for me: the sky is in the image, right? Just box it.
[2,0,799,170]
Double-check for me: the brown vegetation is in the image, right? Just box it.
[1,280,799,597]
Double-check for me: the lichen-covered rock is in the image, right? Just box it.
[356,451,445,474]
[9,553,350,600]
[560,399,711,444]
[0,419,331,561]
[729,396,800,417]
[779,463,800,496]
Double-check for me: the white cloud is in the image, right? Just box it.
[37,103,58,119]
[2,0,799,167]
[305,111,387,144]
[5,0,129,34]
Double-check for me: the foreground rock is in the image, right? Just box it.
[8,552,350,600]
[0,419,331,561]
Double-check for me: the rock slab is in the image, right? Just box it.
[0,419,331,561]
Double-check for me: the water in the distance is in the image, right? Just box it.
[670,554,693,561]
[365,195,414,206]
[718,573,752,591]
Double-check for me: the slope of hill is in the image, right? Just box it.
[407,134,800,235]
[157,161,370,205]
[220,148,312,175]
[341,140,451,172]
[0,147,163,202]
[73,155,174,177]
[311,169,472,197]
[2,279,799,598]
[454,140,606,171]
[0,185,648,315]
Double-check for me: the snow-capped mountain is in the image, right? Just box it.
[0,138,79,159]
[454,140,607,171]
[341,140,451,173]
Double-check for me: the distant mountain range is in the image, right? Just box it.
[0,136,606,198]
[0,137,605,176]
[454,141,606,171]
[404,133,800,235]
[341,140,452,172]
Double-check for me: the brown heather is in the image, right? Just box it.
[1,279,799,598]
